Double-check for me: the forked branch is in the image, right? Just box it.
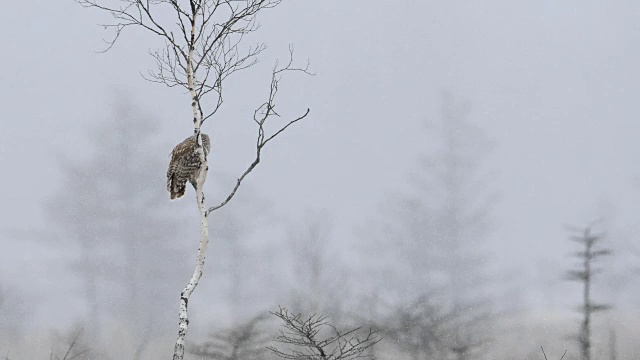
[206,47,313,215]
[77,0,280,123]
[540,346,567,360]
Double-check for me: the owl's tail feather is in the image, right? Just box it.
[169,175,186,200]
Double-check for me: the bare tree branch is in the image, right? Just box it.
[207,49,313,214]
[78,0,285,123]
[47,328,90,360]
[541,347,567,360]
[268,307,380,360]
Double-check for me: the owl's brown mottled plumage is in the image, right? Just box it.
[167,134,211,200]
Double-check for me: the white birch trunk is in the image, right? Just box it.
[173,11,210,360]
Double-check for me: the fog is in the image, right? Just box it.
[1,1,639,359]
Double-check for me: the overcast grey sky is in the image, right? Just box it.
[1,0,639,330]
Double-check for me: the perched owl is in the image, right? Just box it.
[166,133,211,200]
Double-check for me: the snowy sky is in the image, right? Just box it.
[1,0,639,327]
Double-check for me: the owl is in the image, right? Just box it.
[166,133,211,200]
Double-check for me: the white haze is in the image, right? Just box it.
[1,0,639,358]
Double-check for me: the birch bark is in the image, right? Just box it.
[173,7,210,359]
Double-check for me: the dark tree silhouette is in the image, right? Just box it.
[188,313,270,360]
[565,225,612,360]
[268,307,380,360]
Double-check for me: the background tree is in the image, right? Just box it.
[268,307,380,360]
[375,295,450,360]
[288,211,330,315]
[285,210,351,322]
[416,92,495,314]
[608,329,617,360]
[0,285,30,342]
[564,225,612,360]
[188,313,270,360]
[76,1,311,358]
[208,188,275,317]
[361,91,496,359]
[48,328,93,360]
[43,99,189,358]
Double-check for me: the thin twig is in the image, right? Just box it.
[61,329,86,360]
[541,347,568,360]
[206,49,312,214]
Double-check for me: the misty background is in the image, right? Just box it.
[1,1,639,359]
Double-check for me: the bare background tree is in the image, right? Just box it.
[0,285,30,344]
[75,0,311,358]
[608,329,617,360]
[188,313,270,360]
[42,99,189,358]
[288,211,330,316]
[564,225,612,360]
[268,307,380,360]
[207,186,274,318]
[285,210,352,323]
[359,91,496,359]
[375,296,450,360]
[47,328,91,360]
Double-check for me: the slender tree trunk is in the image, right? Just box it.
[581,238,592,360]
[609,329,617,360]
[80,239,101,341]
[173,6,210,359]
[133,316,152,360]
[566,227,611,360]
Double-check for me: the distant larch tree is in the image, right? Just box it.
[564,225,612,360]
